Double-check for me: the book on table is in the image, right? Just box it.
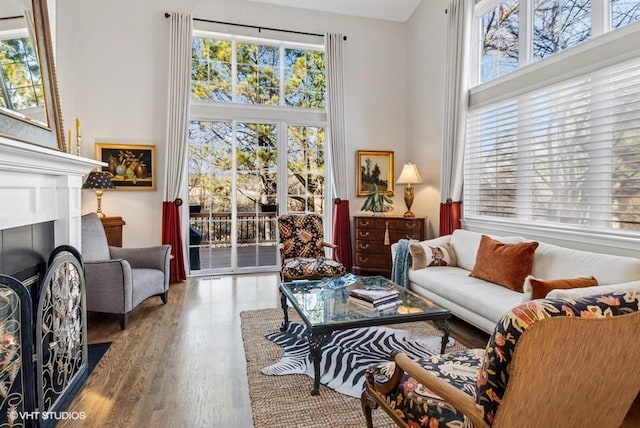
[348,284,399,304]
[348,295,400,311]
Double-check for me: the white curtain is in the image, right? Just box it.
[163,12,192,282]
[324,33,352,269]
[165,13,192,201]
[325,33,348,199]
[440,0,472,202]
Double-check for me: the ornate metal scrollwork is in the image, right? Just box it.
[36,248,87,422]
[0,275,35,428]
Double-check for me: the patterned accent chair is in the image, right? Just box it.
[277,213,347,281]
[362,291,640,428]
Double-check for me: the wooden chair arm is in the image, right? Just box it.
[321,241,338,249]
[394,352,490,428]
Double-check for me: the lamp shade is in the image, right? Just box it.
[396,163,423,184]
[82,171,115,190]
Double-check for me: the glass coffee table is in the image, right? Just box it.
[278,274,451,395]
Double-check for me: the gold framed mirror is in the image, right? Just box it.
[0,0,64,150]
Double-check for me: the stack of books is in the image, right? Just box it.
[348,284,400,311]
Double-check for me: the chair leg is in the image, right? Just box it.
[361,390,376,428]
[119,313,129,330]
[161,290,169,304]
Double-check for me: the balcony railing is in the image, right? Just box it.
[189,212,277,245]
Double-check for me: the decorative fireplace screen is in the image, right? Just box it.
[0,246,86,428]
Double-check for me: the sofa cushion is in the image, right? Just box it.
[522,275,598,301]
[409,267,524,325]
[469,235,539,292]
[449,229,526,271]
[409,242,457,270]
[547,280,640,300]
[531,242,640,285]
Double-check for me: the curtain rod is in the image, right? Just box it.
[164,13,347,41]
[0,15,23,21]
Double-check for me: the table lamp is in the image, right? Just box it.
[82,171,115,218]
[396,162,423,218]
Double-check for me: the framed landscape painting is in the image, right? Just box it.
[356,150,394,196]
[95,143,156,190]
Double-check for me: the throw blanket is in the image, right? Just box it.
[391,238,411,288]
[261,322,451,398]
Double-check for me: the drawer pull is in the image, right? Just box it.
[360,231,370,238]
[359,243,370,250]
[404,223,415,229]
[361,220,371,227]
[360,257,369,263]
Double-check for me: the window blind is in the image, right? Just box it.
[464,55,640,232]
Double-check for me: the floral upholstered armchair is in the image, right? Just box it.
[277,213,346,281]
[362,291,640,428]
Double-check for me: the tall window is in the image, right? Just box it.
[187,31,326,271]
[466,0,640,235]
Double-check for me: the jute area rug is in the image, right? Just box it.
[241,308,468,428]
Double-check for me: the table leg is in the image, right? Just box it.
[434,319,450,354]
[279,290,289,332]
[308,332,329,396]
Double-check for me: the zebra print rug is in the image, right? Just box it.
[261,322,453,398]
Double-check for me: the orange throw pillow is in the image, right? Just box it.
[469,235,539,292]
[527,275,598,300]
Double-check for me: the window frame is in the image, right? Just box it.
[464,1,640,255]
[471,0,639,87]
[187,30,332,272]
[191,30,327,111]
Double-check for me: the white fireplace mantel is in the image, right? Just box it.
[0,136,104,249]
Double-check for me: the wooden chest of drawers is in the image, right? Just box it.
[353,215,425,276]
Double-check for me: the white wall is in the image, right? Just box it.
[56,0,407,247]
[404,0,449,238]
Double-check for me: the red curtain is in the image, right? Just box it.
[162,200,186,283]
[439,200,462,236]
[332,199,353,271]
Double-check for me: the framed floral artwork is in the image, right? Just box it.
[95,143,156,190]
[356,150,394,196]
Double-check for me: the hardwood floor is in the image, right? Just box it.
[59,274,639,428]
[59,274,280,428]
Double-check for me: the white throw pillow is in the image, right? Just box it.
[546,280,640,300]
[408,242,457,270]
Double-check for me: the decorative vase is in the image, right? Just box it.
[135,164,147,179]
[107,156,117,175]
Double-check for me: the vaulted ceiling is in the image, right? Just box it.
[248,0,423,22]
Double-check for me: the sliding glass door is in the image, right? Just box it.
[188,120,326,274]
[188,120,279,273]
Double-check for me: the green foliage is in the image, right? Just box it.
[188,36,328,213]
[0,37,43,110]
[191,37,325,108]
[360,185,393,212]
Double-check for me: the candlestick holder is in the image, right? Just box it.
[76,135,82,156]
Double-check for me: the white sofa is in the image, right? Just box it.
[392,229,640,334]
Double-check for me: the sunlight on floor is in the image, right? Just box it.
[188,272,281,315]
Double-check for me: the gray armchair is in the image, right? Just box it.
[81,213,171,329]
